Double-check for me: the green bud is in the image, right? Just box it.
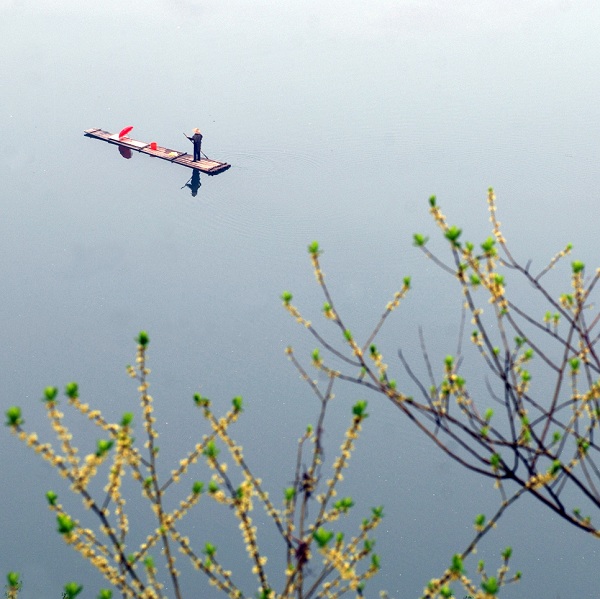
[6,572,21,589]
[192,481,204,495]
[444,226,462,246]
[371,506,384,519]
[136,331,150,347]
[232,396,243,412]
[281,291,293,305]
[333,497,355,513]
[193,393,210,407]
[203,440,220,459]
[284,487,296,502]
[552,431,562,443]
[480,236,496,253]
[313,527,334,548]
[439,585,453,598]
[307,241,320,255]
[570,358,580,372]
[352,400,368,419]
[203,542,217,557]
[208,481,219,494]
[312,349,321,362]
[450,553,464,574]
[484,408,494,422]
[63,582,83,599]
[490,453,501,469]
[65,382,79,399]
[403,276,411,288]
[481,576,498,594]
[343,329,353,341]
[5,406,23,427]
[121,412,134,426]
[57,514,76,535]
[43,386,58,403]
[371,553,381,570]
[143,556,155,569]
[501,546,512,559]
[95,439,114,458]
[97,590,113,599]
[413,233,429,247]
[474,514,486,527]
[572,261,585,274]
[444,355,454,368]
[429,195,437,207]
[470,274,481,286]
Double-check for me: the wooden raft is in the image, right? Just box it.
[84,128,231,175]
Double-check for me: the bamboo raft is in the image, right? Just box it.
[84,128,231,175]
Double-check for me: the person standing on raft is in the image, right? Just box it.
[185,128,203,161]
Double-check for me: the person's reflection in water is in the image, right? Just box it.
[182,169,201,197]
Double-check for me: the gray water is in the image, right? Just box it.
[2,1,600,597]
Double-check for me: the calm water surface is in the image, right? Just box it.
[2,1,600,597]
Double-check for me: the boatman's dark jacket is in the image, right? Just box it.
[187,133,203,160]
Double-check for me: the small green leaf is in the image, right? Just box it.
[5,406,23,427]
[203,542,217,557]
[63,582,83,599]
[281,291,293,305]
[352,400,368,419]
[43,386,58,403]
[413,233,429,247]
[444,226,462,246]
[203,441,220,459]
[57,514,76,535]
[121,412,134,426]
[333,497,355,513]
[313,527,334,548]
[97,590,113,599]
[6,572,21,589]
[480,236,496,254]
[307,241,320,255]
[481,576,498,594]
[450,553,464,575]
[95,439,114,458]
[193,393,210,407]
[136,331,150,347]
[371,553,381,570]
[65,382,79,399]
